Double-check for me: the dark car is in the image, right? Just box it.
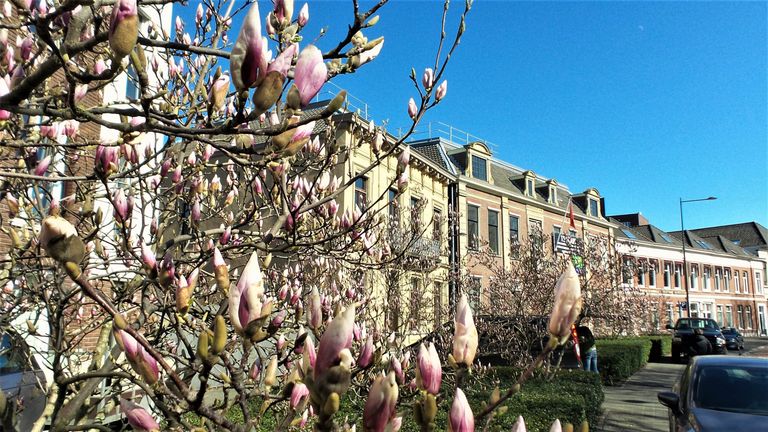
[720,327,745,351]
[0,329,48,431]
[667,318,727,362]
[657,355,768,432]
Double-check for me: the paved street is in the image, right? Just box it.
[596,337,768,432]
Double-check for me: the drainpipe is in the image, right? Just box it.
[448,181,459,313]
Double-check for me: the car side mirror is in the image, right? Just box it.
[658,391,682,415]
[666,324,674,330]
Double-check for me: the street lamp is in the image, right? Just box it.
[680,196,717,318]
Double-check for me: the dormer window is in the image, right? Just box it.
[549,187,557,204]
[471,155,487,181]
[526,179,535,197]
[588,198,599,217]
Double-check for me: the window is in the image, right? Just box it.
[621,228,637,239]
[432,208,442,241]
[471,155,487,181]
[354,176,367,209]
[659,233,673,243]
[757,272,763,294]
[716,305,724,326]
[588,198,599,217]
[409,278,421,330]
[526,179,534,197]
[702,303,712,319]
[746,306,753,329]
[529,218,543,235]
[742,272,749,294]
[622,258,633,285]
[552,225,562,250]
[637,262,646,286]
[737,306,744,329]
[468,276,482,310]
[649,260,657,287]
[714,268,721,292]
[410,196,421,232]
[734,271,740,293]
[674,264,682,289]
[509,215,519,242]
[666,304,674,326]
[126,64,140,100]
[724,269,731,291]
[703,267,711,291]
[549,187,557,204]
[726,305,733,327]
[467,204,479,250]
[663,262,672,288]
[690,264,698,290]
[690,302,699,318]
[388,188,398,220]
[488,210,499,255]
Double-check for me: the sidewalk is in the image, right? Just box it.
[595,362,684,432]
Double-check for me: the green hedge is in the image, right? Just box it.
[398,367,603,432]
[595,338,652,385]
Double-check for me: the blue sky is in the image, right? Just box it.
[185,1,768,231]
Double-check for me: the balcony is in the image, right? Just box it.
[384,221,444,272]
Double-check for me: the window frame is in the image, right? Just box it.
[471,155,488,181]
[467,204,479,250]
[354,176,368,209]
[487,209,499,255]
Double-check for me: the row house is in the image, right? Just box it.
[411,135,614,311]
[612,213,767,336]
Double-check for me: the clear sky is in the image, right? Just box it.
[183,0,768,232]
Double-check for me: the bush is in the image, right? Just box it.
[398,367,603,432]
[595,338,652,385]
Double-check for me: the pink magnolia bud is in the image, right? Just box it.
[111,189,129,223]
[265,12,276,36]
[202,144,214,162]
[448,388,474,432]
[141,244,156,269]
[109,0,139,59]
[298,3,309,26]
[307,286,322,329]
[422,68,434,89]
[511,416,527,432]
[175,16,184,34]
[249,358,262,380]
[229,252,264,334]
[114,329,160,384]
[172,165,182,183]
[314,305,355,380]
[452,294,478,367]
[303,336,316,372]
[190,198,201,224]
[20,37,33,61]
[416,343,442,395]
[357,335,374,368]
[195,3,204,23]
[294,45,327,106]
[94,58,107,75]
[397,146,410,169]
[0,78,10,120]
[120,399,160,432]
[547,261,582,345]
[436,79,448,101]
[363,371,399,432]
[273,0,293,24]
[33,155,51,176]
[219,226,231,245]
[267,43,298,77]
[208,73,230,112]
[74,84,88,103]
[290,382,309,409]
[230,2,266,91]
[160,158,172,177]
[277,334,286,351]
[390,356,404,384]
[271,310,286,328]
[61,120,79,138]
[550,419,562,432]
[407,97,418,119]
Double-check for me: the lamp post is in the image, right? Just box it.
[680,196,717,318]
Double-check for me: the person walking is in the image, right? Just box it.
[577,325,598,373]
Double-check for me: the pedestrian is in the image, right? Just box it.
[687,328,712,358]
[577,324,598,373]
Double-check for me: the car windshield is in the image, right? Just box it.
[676,319,719,330]
[694,365,768,415]
[721,328,738,335]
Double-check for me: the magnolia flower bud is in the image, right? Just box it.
[141,244,156,269]
[38,216,86,265]
[229,252,264,334]
[363,371,399,431]
[264,355,278,387]
[407,97,418,119]
[114,329,160,385]
[213,247,229,292]
[33,155,51,176]
[357,335,374,369]
[314,305,355,380]
[294,45,327,106]
[448,388,474,432]
[208,73,230,112]
[512,416,527,432]
[120,399,160,432]
[290,382,309,409]
[212,314,227,354]
[298,3,309,26]
[436,79,448,101]
[416,343,442,395]
[422,68,434,89]
[230,2,267,91]
[550,419,563,432]
[548,261,582,346]
[109,0,139,59]
[452,294,478,367]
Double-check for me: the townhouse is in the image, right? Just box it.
[611,214,767,336]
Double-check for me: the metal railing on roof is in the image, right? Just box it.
[399,122,498,149]
[311,82,373,121]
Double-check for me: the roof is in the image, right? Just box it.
[690,222,768,252]
[410,139,458,175]
[669,230,751,257]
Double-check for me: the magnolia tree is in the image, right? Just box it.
[464,232,652,366]
[0,0,589,431]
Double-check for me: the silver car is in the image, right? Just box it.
[0,330,47,431]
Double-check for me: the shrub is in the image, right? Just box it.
[595,338,652,385]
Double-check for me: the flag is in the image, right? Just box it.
[571,324,582,367]
[569,202,576,229]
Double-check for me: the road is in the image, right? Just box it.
[596,337,768,432]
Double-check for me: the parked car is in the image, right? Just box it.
[657,355,768,432]
[0,329,48,431]
[720,327,745,351]
[667,318,727,362]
